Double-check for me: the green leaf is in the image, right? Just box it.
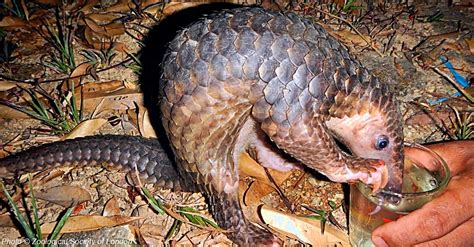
[328,200,338,210]
[28,176,42,242]
[141,187,165,215]
[303,215,323,221]
[1,183,37,243]
[165,219,182,241]
[48,207,74,246]
[320,218,327,234]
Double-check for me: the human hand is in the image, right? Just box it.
[372,140,474,247]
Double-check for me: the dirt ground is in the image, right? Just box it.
[0,0,472,246]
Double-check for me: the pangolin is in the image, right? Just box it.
[0,7,404,246]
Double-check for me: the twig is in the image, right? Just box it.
[264,168,294,213]
[313,9,384,57]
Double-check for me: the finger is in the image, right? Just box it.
[423,141,474,175]
[405,146,438,171]
[415,217,474,247]
[372,178,474,246]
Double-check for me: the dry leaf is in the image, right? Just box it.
[163,2,206,16]
[330,29,370,47]
[35,186,91,207]
[41,215,143,234]
[0,16,28,28]
[239,153,292,188]
[79,80,124,95]
[33,0,61,5]
[238,153,292,208]
[238,152,293,223]
[143,1,165,16]
[139,223,166,237]
[80,88,143,114]
[79,0,101,14]
[83,17,125,37]
[103,197,122,216]
[0,87,143,121]
[0,213,16,228]
[103,0,135,13]
[0,105,30,119]
[86,13,121,24]
[83,27,115,49]
[466,38,474,56]
[260,206,350,246]
[0,80,19,91]
[66,63,93,89]
[62,118,107,140]
[136,103,157,138]
[113,42,129,53]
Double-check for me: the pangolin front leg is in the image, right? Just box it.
[253,102,390,192]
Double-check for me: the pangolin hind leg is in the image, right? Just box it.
[208,189,279,245]
[161,94,280,245]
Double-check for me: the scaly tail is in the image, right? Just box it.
[0,135,191,191]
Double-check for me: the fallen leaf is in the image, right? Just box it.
[260,206,350,246]
[466,38,474,56]
[0,213,16,227]
[136,103,157,138]
[79,0,101,14]
[405,110,452,126]
[103,197,122,216]
[330,29,370,47]
[0,80,19,91]
[35,186,91,207]
[139,223,166,238]
[66,63,94,89]
[79,80,124,95]
[103,0,135,13]
[238,152,292,188]
[86,13,122,24]
[62,118,108,140]
[0,16,28,28]
[80,88,143,115]
[163,2,206,16]
[113,42,129,53]
[238,152,293,224]
[41,215,143,234]
[143,1,165,16]
[33,0,61,5]
[83,17,125,37]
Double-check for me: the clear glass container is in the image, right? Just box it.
[349,143,451,247]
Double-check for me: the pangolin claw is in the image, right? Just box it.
[367,159,389,193]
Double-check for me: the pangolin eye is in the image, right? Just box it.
[376,136,389,150]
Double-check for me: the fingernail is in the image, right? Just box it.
[372,236,388,247]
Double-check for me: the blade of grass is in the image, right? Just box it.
[22,88,51,120]
[141,187,165,215]
[177,207,218,228]
[47,207,74,246]
[164,219,182,241]
[28,175,42,242]
[69,82,80,124]
[1,183,37,242]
